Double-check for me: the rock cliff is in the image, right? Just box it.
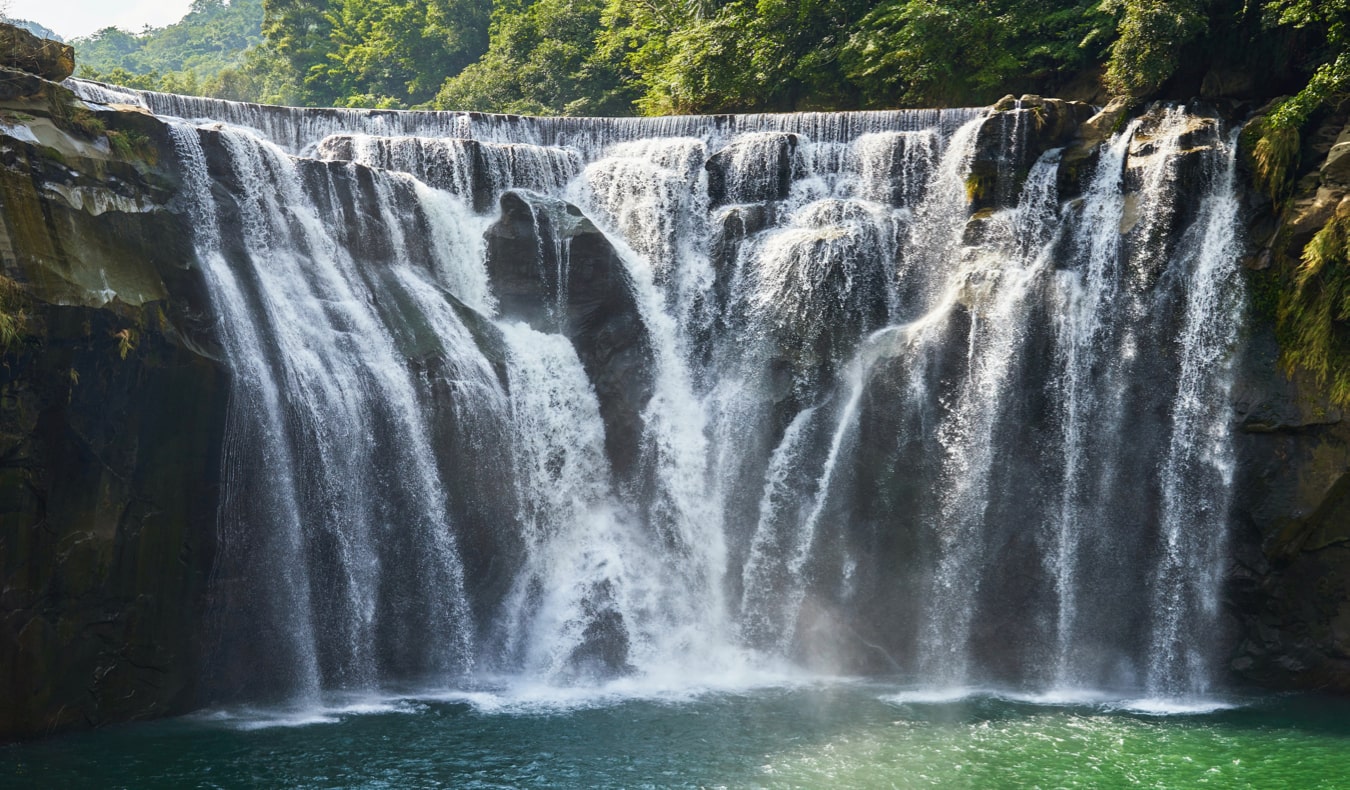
[0,31,227,740]
[1228,103,1350,693]
[4,19,1350,738]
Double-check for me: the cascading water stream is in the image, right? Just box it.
[143,81,1247,707]
[1147,128,1245,696]
[918,149,1067,685]
[168,120,485,702]
[1046,122,1139,688]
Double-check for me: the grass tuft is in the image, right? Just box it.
[1278,212,1350,407]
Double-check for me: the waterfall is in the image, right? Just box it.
[146,85,1245,705]
[1148,128,1245,696]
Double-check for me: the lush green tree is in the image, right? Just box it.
[433,0,633,115]
[1100,0,1208,98]
[604,1,761,115]
[319,0,491,107]
[75,0,265,81]
[599,0,875,116]
[843,0,1109,107]
[203,40,303,103]
[59,0,1350,117]
[261,0,337,104]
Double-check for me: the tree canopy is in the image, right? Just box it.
[57,0,1348,120]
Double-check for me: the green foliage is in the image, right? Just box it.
[1260,0,1350,405]
[262,0,490,108]
[1241,0,1350,204]
[1278,212,1350,407]
[843,0,1110,107]
[0,275,30,355]
[1101,0,1208,98]
[75,0,265,87]
[312,0,490,107]
[51,0,1350,120]
[433,0,630,115]
[611,2,764,115]
[106,129,157,164]
[1263,0,1350,54]
[1245,116,1301,204]
[259,0,334,104]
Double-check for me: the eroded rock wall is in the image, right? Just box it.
[1229,106,1350,693]
[0,52,227,740]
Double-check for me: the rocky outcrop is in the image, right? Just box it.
[1229,327,1350,690]
[484,190,654,480]
[0,24,73,83]
[1228,106,1350,693]
[1058,97,1132,198]
[706,132,800,207]
[969,95,1095,210]
[0,36,227,740]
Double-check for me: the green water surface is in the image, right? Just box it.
[6,683,1350,788]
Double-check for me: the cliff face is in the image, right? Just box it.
[2,19,1350,739]
[1228,106,1350,692]
[0,42,228,740]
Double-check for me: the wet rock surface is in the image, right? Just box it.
[484,190,655,480]
[969,95,1094,211]
[706,132,800,207]
[0,54,228,740]
[1228,107,1350,694]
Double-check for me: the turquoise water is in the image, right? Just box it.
[7,682,1350,788]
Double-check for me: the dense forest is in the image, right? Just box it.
[63,0,1346,118]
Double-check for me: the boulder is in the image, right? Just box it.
[1320,121,1350,188]
[1058,97,1133,199]
[484,190,655,480]
[0,66,49,102]
[967,95,1095,211]
[0,23,74,82]
[705,132,800,207]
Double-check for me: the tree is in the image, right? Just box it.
[433,0,632,115]
[843,0,1109,107]
[1101,0,1208,98]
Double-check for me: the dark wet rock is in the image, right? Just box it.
[705,132,800,207]
[0,66,50,102]
[968,95,1095,211]
[0,96,228,740]
[1229,324,1350,692]
[1058,97,1133,200]
[484,190,655,480]
[1120,110,1224,283]
[562,581,634,679]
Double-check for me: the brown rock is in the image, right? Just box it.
[0,23,74,82]
[1320,121,1350,188]
[0,66,49,101]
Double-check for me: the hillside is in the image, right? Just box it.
[72,0,263,96]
